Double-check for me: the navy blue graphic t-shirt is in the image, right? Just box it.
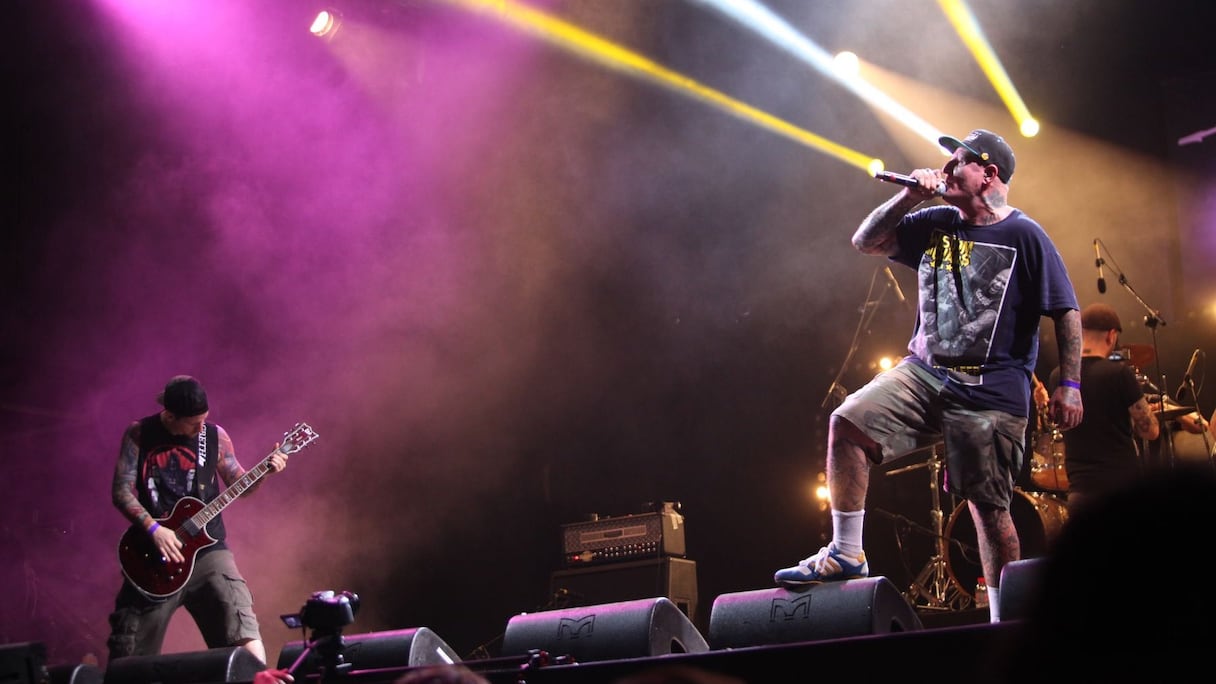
[891,206,1077,416]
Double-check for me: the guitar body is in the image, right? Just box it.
[118,496,217,600]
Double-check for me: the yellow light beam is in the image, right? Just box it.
[440,0,880,173]
[937,0,1039,137]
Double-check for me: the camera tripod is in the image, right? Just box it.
[885,442,972,611]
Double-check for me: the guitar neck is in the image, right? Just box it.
[187,448,279,531]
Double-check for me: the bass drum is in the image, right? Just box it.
[945,489,1069,600]
[1171,429,1215,466]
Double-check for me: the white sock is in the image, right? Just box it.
[831,509,865,558]
[987,585,1001,623]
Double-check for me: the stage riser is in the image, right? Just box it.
[114,623,1026,684]
[478,622,1022,684]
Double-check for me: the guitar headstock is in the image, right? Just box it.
[280,423,319,454]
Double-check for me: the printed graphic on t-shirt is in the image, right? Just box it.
[141,445,197,516]
[911,230,1016,382]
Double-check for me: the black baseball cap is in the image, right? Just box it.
[158,375,209,417]
[938,129,1016,184]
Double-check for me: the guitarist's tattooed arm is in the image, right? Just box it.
[112,418,190,565]
[111,420,149,527]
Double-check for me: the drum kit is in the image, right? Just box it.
[1114,343,1197,417]
[1030,422,1069,492]
[1109,344,1209,467]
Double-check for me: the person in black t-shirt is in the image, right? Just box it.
[1048,304,1159,515]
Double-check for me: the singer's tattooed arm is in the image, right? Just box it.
[1048,308,1085,431]
[853,191,925,257]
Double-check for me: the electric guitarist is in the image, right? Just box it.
[106,375,292,676]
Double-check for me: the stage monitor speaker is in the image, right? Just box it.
[549,557,698,627]
[500,596,709,662]
[707,577,923,649]
[49,662,104,684]
[998,556,1048,623]
[103,647,264,684]
[0,642,49,684]
[276,627,461,676]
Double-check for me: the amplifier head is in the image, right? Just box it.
[561,503,686,566]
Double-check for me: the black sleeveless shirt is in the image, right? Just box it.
[136,414,228,552]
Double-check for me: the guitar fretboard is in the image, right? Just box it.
[182,455,276,536]
[179,423,317,537]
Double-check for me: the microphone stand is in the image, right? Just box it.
[1177,363,1213,471]
[1097,239,1173,468]
[821,266,903,410]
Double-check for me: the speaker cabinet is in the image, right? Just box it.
[998,556,1047,622]
[549,557,698,628]
[707,577,923,649]
[103,647,264,684]
[48,663,104,684]
[276,627,461,676]
[500,596,709,662]
[0,642,49,684]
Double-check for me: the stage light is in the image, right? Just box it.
[937,0,1038,137]
[814,471,829,511]
[310,9,342,39]
[833,51,860,78]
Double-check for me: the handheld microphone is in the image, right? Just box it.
[882,266,909,307]
[1094,239,1106,294]
[1175,348,1202,400]
[875,171,945,196]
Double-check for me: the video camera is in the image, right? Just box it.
[281,590,360,635]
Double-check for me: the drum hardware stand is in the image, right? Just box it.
[1096,238,1175,468]
[1174,359,1213,471]
[886,443,972,611]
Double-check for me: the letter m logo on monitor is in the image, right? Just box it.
[557,615,596,640]
[770,593,812,622]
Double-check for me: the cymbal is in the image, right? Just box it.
[1159,407,1196,421]
[1151,399,1197,421]
[1125,344,1156,369]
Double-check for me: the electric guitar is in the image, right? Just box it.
[117,422,319,600]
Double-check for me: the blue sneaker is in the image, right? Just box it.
[774,544,869,586]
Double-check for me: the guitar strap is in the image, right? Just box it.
[194,422,219,501]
